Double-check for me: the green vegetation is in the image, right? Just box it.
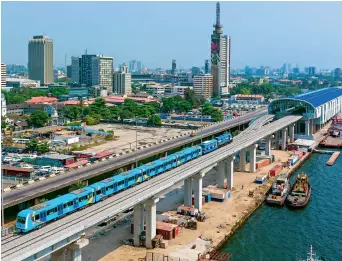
[49,87,69,98]
[2,87,47,105]
[147,114,162,126]
[68,181,86,192]
[201,103,223,122]
[26,138,50,153]
[1,120,6,129]
[28,110,49,128]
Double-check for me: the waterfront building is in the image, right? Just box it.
[113,64,132,95]
[193,74,213,99]
[71,56,82,84]
[1,63,6,87]
[28,35,54,85]
[210,2,231,97]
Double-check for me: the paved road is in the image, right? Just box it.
[1,115,302,261]
[3,109,267,209]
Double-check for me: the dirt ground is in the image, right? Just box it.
[82,124,190,154]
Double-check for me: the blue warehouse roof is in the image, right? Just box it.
[290,87,342,108]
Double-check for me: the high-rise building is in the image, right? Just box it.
[91,55,113,94]
[71,57,82,83]
[192,66,201,76]
[137,61,142,73]
[193,74,213,99]
[1,63,6,87]
[210,2,231,97]
[171,60,177,75]
[113,64,132,95]
[28,35,54,85]
[334,68,341,79]
[293,67,300,75]
[205,60,209,74]
[66,65,72,79]
[308,66,316,76]
[81,54,97,86]
[129,60,142,73]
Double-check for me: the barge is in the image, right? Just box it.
[266,173,290,206]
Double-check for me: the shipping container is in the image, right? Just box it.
[255,175,267,184]
[269,164,282,176]
[177,205,198,217]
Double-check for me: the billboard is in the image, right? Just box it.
[211,34,220,65]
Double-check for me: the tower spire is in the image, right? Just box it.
[213,2,222,34]
[216,2,220,25]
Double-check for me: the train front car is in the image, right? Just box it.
[16,209,34,233]
[215,133,233,146]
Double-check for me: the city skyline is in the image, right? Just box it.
[2,1,342,69]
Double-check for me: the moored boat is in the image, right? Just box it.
[266,173,291,206]
[286,173,311,208]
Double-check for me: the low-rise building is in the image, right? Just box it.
[1,93,6,117]
[25,96,58,104]
[6,103,60,117]
[6,77,40,88]
[146,84,165,96]
[235,94,265,103]
[164,86,192,96]
[35,154,75,167]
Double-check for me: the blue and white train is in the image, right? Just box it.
[16,133,233,233]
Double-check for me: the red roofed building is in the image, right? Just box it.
[25,96,58,104]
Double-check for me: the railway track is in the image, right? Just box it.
[1,115,301,261]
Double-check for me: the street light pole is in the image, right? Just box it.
[135,117,138,167]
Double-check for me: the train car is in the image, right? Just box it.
[215,133,233,146]
[174,146,202,165]
[153,154,178,174]
[16,187,95,233]
[89,177,117,202]
[113,174,127,193]
[200,139,218,154]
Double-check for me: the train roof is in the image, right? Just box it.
[201,139,217,144]
[69,186,93,196]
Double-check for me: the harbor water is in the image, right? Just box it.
[221,151,342,261]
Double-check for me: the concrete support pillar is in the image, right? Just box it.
[183,178,192,207]
[34,198,39,205]
[281,128,287,151]
[51,248,66,261]
[193,172,204,211]
[165,151,168,157]
[249,145,257,173]
[265,136,272,156]
[66,239,89,261]
[305,120,310,136]
[145,198,159,249]
[289,124,295,143]
[226,156,235,190]
[310,120,314,134]
[239,149,246,172]
[133,204,144,247]
[84,180,89,186]
[217,161,225,189]
[275,131,280,149]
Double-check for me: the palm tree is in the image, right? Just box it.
[68,181,85,192]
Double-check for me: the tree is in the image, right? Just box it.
[28,111,49,127]
[68,181,86,192]
[108,106,120,120]
[120,110,134,120]
[49,87,69,98]
[176,100,192,113]
[84,115,99,125]
[161,97,177,113]
[210,108,223,122]
[144,102,161,113]
[27,139,39,152]
[147,114,162,126]
[62,106,83,120]
[202,103,214,115]
[136,105,151,118]
[90,98,107,109]
[1,120,6,129]
[37,142,50,153]
[122,99,139,114]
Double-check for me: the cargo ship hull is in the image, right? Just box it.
[266,190,290,207]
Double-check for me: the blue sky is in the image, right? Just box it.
[1,1,342,70]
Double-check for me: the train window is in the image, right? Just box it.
[67,202,73,207]
[54,208,57,212]
[47,209,54,215]
[17,217,26,223]
[63,204,68,208]
[96,190,102,195]
[74,199,79,203]
[129,176,135,181]
[35,214,40,220]
[109,185,114,190]
[118,181,124,186]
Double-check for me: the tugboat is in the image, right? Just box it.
[286,173,311,208]
[266,173,291,206]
